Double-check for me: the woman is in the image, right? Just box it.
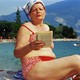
[14,0,80,80]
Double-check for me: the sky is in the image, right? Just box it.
[0,0,64,16]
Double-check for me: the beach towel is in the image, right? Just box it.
[13,70,24,80]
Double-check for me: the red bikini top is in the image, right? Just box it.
[22,24,36,42]
[22,24,35,34]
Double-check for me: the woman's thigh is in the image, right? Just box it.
[27,55,80,80]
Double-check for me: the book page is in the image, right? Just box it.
[36,31,53,47]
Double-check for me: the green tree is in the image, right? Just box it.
[62,26,77,38]
[15,7,21,24]
[68,27,77,38]
[55,27,63,38]
[0,21,20,38]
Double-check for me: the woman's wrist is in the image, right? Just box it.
[29,42,34,50]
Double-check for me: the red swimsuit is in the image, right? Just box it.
[21,24,54,78]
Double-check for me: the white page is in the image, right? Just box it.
[36,31,53,47]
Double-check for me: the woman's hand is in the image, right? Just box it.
[29,40,45,50]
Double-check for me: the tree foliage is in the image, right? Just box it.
[48,23,77,38]
[0,21,20,38]
[15,7,21,24]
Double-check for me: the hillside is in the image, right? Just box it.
[45,0,80,35]
[0,0,80,35]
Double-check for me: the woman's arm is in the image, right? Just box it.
[50,41,54,49]
[14,25,45,58]
[14,25,33,58]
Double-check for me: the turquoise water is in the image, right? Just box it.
[0,41,80,71]
[0,42,21,71]
[53,41,80,58]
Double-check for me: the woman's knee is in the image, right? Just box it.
[27,70,46,80]
[72,54,80,62]
[71,54,80,68]
[29,73,46,80]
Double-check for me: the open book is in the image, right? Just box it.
[36,31,53,47]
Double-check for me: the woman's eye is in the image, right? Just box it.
[32,9,36,12]
[39,8,43,10]
[32,8,43,12]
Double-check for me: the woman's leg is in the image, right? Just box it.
[26,55,80,80]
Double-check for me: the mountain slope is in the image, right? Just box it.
[0,0,80,35]
[46,0,80,27]
[45,0,80,35]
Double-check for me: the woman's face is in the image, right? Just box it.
[29,3,46,21]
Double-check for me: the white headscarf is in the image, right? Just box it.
[23,0,45,14]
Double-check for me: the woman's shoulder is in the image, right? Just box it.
[22,22,31,27]
[21,22,33,30]
[43,23,49,27]
[21,22,35,33]
[43,23,49,31]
